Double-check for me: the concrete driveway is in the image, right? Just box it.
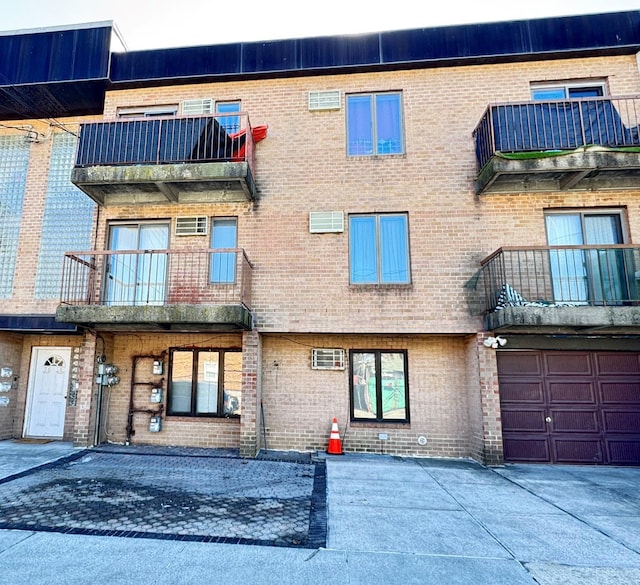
[0,440,639,584]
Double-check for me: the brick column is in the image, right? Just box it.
[239,330,262,458]
[475,332,504,465]
[73,331,98,447]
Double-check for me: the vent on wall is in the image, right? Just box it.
[312,349,346,370]
[308,90,341,111]
[175,216,208,236]
[309,211,344,233]
[182,98,214,115]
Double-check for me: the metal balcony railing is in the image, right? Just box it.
[480,246,640,314]
[60,249,252,309]
[74,112,255,171]
[473,96,640,171]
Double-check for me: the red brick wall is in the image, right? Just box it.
[3,53,640,459]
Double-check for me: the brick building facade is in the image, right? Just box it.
[1,13,639,464]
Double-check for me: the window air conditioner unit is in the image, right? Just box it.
[308,90,341,111]
[182,98,214,116]
[175,216,208,236]
[309,211,344,233]
[312,349,346,370]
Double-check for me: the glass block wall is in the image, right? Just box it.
[35,133,95,298]
[0,136,30,298]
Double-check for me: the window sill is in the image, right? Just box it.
[349,283,413,291]
[165,415,241,423]
[349,420,410,428]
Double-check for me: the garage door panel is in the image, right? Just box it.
[553,438,603,464]
[606,440,640,465]
[544,352,592,376]
[547,382,596,404]
[599,382,640,404]
[500,382,544,403]
[602,410,640,434]
[503,437,550,462]
[498,350,640,465]
[596,353,640,375]
[501,408,547,432]
[497,352,542,375]
[550,409,599,433]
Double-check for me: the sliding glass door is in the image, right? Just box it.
[106,223,169,305]
[546,212,628,304]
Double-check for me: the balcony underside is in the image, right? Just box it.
[485,305,640,334]
[71,161,255,205]
[476,150,640,194]
[56,304,253,332]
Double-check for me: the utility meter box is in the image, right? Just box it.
[150,387,163,403]
[149,416,162,432]
[152,360,164,375]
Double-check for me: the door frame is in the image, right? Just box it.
[23,346,71,439]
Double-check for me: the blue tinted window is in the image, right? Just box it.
[216,101,240,134]
[349,214,409,284]
[347,92,403,156]
[211,218,237,283]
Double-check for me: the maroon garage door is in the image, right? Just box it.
[498,350,640,465]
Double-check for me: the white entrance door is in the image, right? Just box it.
[24,347,71,438]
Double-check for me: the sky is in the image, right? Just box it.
[0,0,639,51]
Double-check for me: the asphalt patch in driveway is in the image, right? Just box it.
[0,448,326,549]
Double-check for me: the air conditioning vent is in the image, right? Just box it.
[309,211,344,233]
[312,349,346,370]
[182,98,214,116]
[308,90,341,111]
[176,216,208,236]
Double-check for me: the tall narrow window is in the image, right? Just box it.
[0,136,30,298]
[346,92,404,156]
[35,133,95,298]
[210,218,238,283]
[349,213,410,284]
[216,101,241,134]
[350,350,409,422]
[168,348,241,417]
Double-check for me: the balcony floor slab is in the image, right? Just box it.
[56,304,253,332]
[485,305,640,333]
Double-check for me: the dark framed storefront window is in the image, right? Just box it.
[350,350,409,422]
[167,348,242,417]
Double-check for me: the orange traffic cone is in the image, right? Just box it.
[327,417,343,455]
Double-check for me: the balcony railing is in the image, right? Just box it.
[480,246,640,314]
[75,112,255,171]
[60,249,252,309]
[473,96,640,171]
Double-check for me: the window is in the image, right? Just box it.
[346,92,404,155]
[350,350,409,422]
[106,222,169,306]
[116,105,179,118]
[210,218,237,283]
[531,81,605,100]
[35,133,94,298]
[0,135,30,298]
[168,348,242,417]
[349,214,410,284]
[545,210,631,304]
[216,101,241,134]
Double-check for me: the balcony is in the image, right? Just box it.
[480,246,640,333]
[56,249,253,331]
[71,113,262,205]
[473,96,640,194]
